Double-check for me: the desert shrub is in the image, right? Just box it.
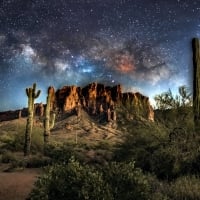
[113,139,154,171]
[1,151,17,163]
[148,137,200,180]
[3,154,51,169]
[144,174,200,200]
[0,134,13,144]
[44,143,75,163]
[9,132,24,151]
[101,161,151,200]
[1,126,43,153]
[167,176,200,200]
[29,158,153,200]
[25,155,51,168]
[150,147,177,179]
[29,158,113,200]
[113,126,165,173]
[145,175,170,200]
[154,107,194,132]
[113,114,199,181]
[31,128,44,153]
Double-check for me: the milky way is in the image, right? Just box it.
[0,0,200,110]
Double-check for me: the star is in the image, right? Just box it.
[0,0,197,110]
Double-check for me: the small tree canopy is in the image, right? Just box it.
[154,86,192,110]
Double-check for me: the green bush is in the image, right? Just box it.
[29,158,152,200]
[150,147,177,179]
[25,155,51,168]
[102,161,151,200]
[29,158,112,200]
[44,143,75,163]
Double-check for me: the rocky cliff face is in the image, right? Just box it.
[55,86,81,111]
[54,82,154,121]
[121,92,154,121]
[0,83,154,122]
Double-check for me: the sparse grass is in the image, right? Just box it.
[0,119,43,153]
[0,118,45,172]
[167,176,200,200]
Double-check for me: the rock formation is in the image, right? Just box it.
[56,86,80,111]
[0,83,154,122]
[121,92,154,121]
[54,82,154,121]
[35,103,44,117]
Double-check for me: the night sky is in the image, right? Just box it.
[0,0,200,111]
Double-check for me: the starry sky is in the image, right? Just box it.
[0,0,200,111]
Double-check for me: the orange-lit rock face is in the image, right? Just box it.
[122,92,154,121]
[148,106,154,121]
[88,82,97,100]
[111,84,122,102]
[55,83,154,121]
[58,86,80,111]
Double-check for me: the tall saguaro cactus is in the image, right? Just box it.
[24,83,41,156]
[44,86,55,144]
[192,38,200,133]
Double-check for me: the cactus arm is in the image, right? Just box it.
[26,88,30,97]
[26,88,33,111]
[34,90,41,98]
[50,112,56,129]
[33,83,36,92]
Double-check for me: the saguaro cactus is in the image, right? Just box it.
[44,86,55,144]
[24,83,41,156]
[192,38,200,133]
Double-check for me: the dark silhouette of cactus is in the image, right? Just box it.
[44,86,55,144]
[24,83,41,156]
[192,38,200,133]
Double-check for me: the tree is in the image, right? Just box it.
[178,86,192,107]
[154,86,192,110]
[24,83,41,156]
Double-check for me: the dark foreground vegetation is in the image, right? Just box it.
[27,105,200,200]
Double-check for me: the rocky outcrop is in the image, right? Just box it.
[55,86,81,111]
[35,103,44,117]
[122,92,154,121]
[55,82,154,121]
[0,83,154,122]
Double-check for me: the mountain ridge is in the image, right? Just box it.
[0,82,154,122]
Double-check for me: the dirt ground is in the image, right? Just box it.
[0,168,41,200]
